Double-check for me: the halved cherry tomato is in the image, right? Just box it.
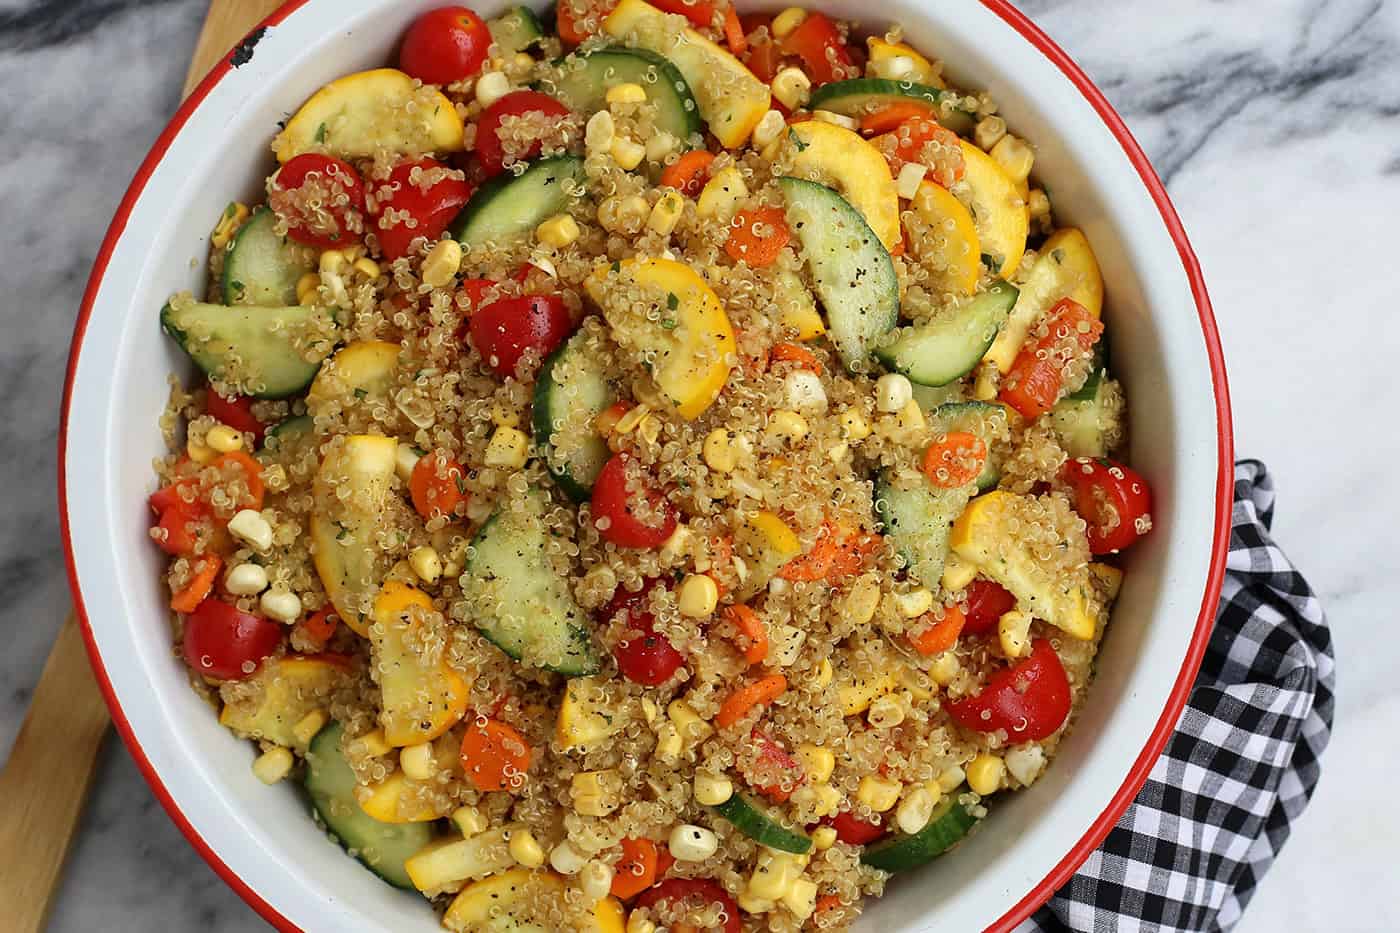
[151,499,203,556]
[921,431,987,489]
[633,879,741,933]
[999,298,1104,420]
[459,716,532,792]
[267,154,366,249]
[205,388,266,444]
[653,0,715,28]
[182,598,283,681]
[822,809,886,845]
[946,637,1071,741]
[871,116,965,186]
[724,207,790,267]
[605,579,686,685]
[908,603,965,656]
[398,6,492,86]
[611,837,660,900]
[961,579,1017,636]
[1061,457,1153,554]
[410,449,467,521]
[475,90,571,176]
[469,294,574,378]
[742,23,785,83]
[367,158,474,260]
[590,453,678,549]
[781,12,854,85]
[659,149,716,197]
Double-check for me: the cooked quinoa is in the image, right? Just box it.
[147,3,1155,930]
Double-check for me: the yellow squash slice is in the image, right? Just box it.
[957,140,1028,279]
[984,227,1104,372]
[273,68,464,163]
[733,510,802,600]
[444,868,625,933]
[307,339,400,410]
[370,581,470,746]
[556,676,630,751]
[783,120,902,252]
[218,655,347,749]
[906,180,981,297]
[358,769,449,824]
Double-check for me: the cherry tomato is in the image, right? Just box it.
[946,638,1071,741]
[1061,457,1154,554]
[267,154,366,249]
[604,579,685,685]
[781,12,855,85]
[206,387,265,445]
[651,0,715,29]
[181,598,283,681]
[961,579,1017,636]
[633,878,741,933]
[475,90,571,176]
[367,158,475,261]
[398,6,492,86]
[590,453,678,549]
[469,294,573,378]
[151,503,202,556]
[822,809,886,845]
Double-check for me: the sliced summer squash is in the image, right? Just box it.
[222,206,315,306]
[957,140,1028,280]
[359,769,451,824]
[533,330,616,501]
[603,0,770,148]
[906,180,981,297]
[160,299,340,399]
[733,510,803,600]
[556,676,630,751]
[585,257,736,419]
[370,581,470,746]
[218,655,347,748]
[984,227,1104,372]
[307,338,400,410]
[782,120,902,253]
[808,77,976,135]
[444,868,626,932]
[273,68,463,162]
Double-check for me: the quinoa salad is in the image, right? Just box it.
[148,3,1156,930]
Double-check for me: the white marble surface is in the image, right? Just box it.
[0,0,1396,929]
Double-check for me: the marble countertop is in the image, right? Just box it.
[1,0,1395,929]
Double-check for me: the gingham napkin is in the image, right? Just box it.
[1022,460,1336,932]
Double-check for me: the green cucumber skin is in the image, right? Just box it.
[304,722,433,889]
[222,206,313,307]
[533,333,614,502]
[779,177,898,372]
[488,6,545,55]
[712,794,813,855]
[451,156,585,248]
[874,281,1019,387]
[159,300,338,399]
[807,78,976,135]
[859,794,979,872]
[874,471,972,590]
[543,47,702,142]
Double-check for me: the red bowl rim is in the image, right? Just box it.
[57,1,1234,930]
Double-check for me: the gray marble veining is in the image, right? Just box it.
[1,1,1396,930]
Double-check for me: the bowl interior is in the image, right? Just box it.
[62,1,1225,930]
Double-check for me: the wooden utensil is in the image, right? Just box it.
[0,3,284,930]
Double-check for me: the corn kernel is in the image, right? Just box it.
[509,828,546,868]
[751,108,788,149]
[296,272,320,305]
[896,399,927,433]
[400,742,436,780]
[535,213,581,249]
[876,373,913,412]
[941,555,978,593]
[703,428,737,473]
[580,860,614,900]
[611,136,646,170]
[668,700,713,745]
[211,201,250,249]
[318,248,348,276]
[991,135,1035,184]
[572,770,620,816]
[809,782,841,817]
[857,775,901,812]
[696,166,748,220]
[973,362,999,399]
[868,694,906,729]
[812,826,838,850]
[841,573,881,626]
[395,442,422,483]
[896,162,928,200]
[585,109,616,151]
[784,878,818,922]
[225,562,269,596]
[647,190,686,236]
[669,824,718,861]
[766,410,809,442]
[784,370,827,413]
[894,587,934,618]
[206,424,243,453]
[352,257,381,279]
[1028,188,1051,219]
[645,131,678,162]
[896,786,936,834]
[550,839,587,874]
[770,67,812,111]
[929,651,961,687]
[291,709,328,747]
[421,238,462,287]
[484,426,529,469]
[936,765,966,793]
[999,609,1032,658]
[694,770,734,806]
[1005,745,1047,786]
[748,849,806,900]
[228,509,273,551]
[605,82,648,105]
[252,746,293,784]
[815,658,833,689]
[409,545,443,585]
[653,722,683,763]
[677,574,718,618]
[771,7,807,38]
[451,805,488,838]
[625,915,656,933]
[186,436,214,464]
[357,728,392,757]
[797,744,835,783]
[974,115,1008,151]
[873,54,918,81]
[967,753,1005,796]
[660,523,693,562]
[839,408,871,441]
[812,110,858,130]
[260,588,303,624]
[475,70,511,107]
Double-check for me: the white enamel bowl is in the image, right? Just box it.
[60,1,1233,929]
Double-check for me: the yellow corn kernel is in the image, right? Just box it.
[991,135,1035,184]
[536,213,581,249]
[653,722,683,763]
[703,428,738,473]
[929,651,961,687]
[489,402,520,429]
[797,744,835,783]
[585,110,616,151]
[750,109,787,151]
[509,828,546,868]
[936,765,966,793]
[571,770,620,816]
[667,700,714,745]
[318,249,349,276]
[866,37,938,85]
[771,7,807,38]
[186,435,214,464]
[973,362,999,400]
[694,770,734,806]
[610,137,646,170]
[839,408,872,441]
[357,728,392,758]
[967,753,1005,796]
[421,238,462,287]
[450,805,488,838]
[205,424,243,453]
[941,555,978,593]
[898,662,936,702]
[974,115,1008,152]
[211,202,249,249]
[770,67,812,111]
[292,709,328,747]
[353,257,381,279]
[748,848,806,900]
[677,574,718,618]
[606,82,648,105]
[296,272,321,305]
[409,545,443,585]
[896,399,927,433]
[896,161,928,200]
[400,742,436,781]
[696,166,748,220]
[812,826,838,850]
[867,694,906,729]
[252,746,293,784]
[896,786,936,835]
[1028,188,1051,220]
[645,131,678,163]
[815,658,833,689]
[812,110,858,131]
[841,573,881,627]
[999,609,1032,658]
[475,70,511,107]
[660,523,693,562]
[647,190,686,236]
[857,775,901,812]
[766,410,809,442]
[808,783,841,818]
[894,587,934,619]
[484,425,529,469]
[784,878,818,922]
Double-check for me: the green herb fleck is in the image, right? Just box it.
[314,122,327,143]
[788,127,808,152]
[661,318,677,330]
[610,261,621,274]
[353,387,368,399]
[666,292,679,311]
[223,202,237,219]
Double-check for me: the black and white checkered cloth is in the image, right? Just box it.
[1024,460,1336,932]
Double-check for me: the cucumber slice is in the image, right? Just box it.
[304,722,434,889]
[542,47,702,143]
[778,177,898,372]
[712,793,812,855]
[533,331,616,502]
[860,792,979,872]
[874,471,974,590]
[488,6,545,55]
[222,207,314,306]
[931,401,1009,493]
[452,156,585,248]
[160,299,340,399]
[808,78,976,135]
[1051,376,1122,460]
[874,281,1019,387]
[461,492,599,676]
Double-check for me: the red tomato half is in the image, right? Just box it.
[181,598,283,681]
[206,388,265,445]
[1061,457,1154,554]
[961,579,1017,636]
[267,154,366,249]
[475,90,571,176]
[946,638,1071,741]
[590,453,677,550]
[605,580,685,686]
[781,12,855,85]
[368,158,474,260]
[633,878,741,933]
[468,294,573,378]
[398,6,492,86]
[822,809,886,845]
